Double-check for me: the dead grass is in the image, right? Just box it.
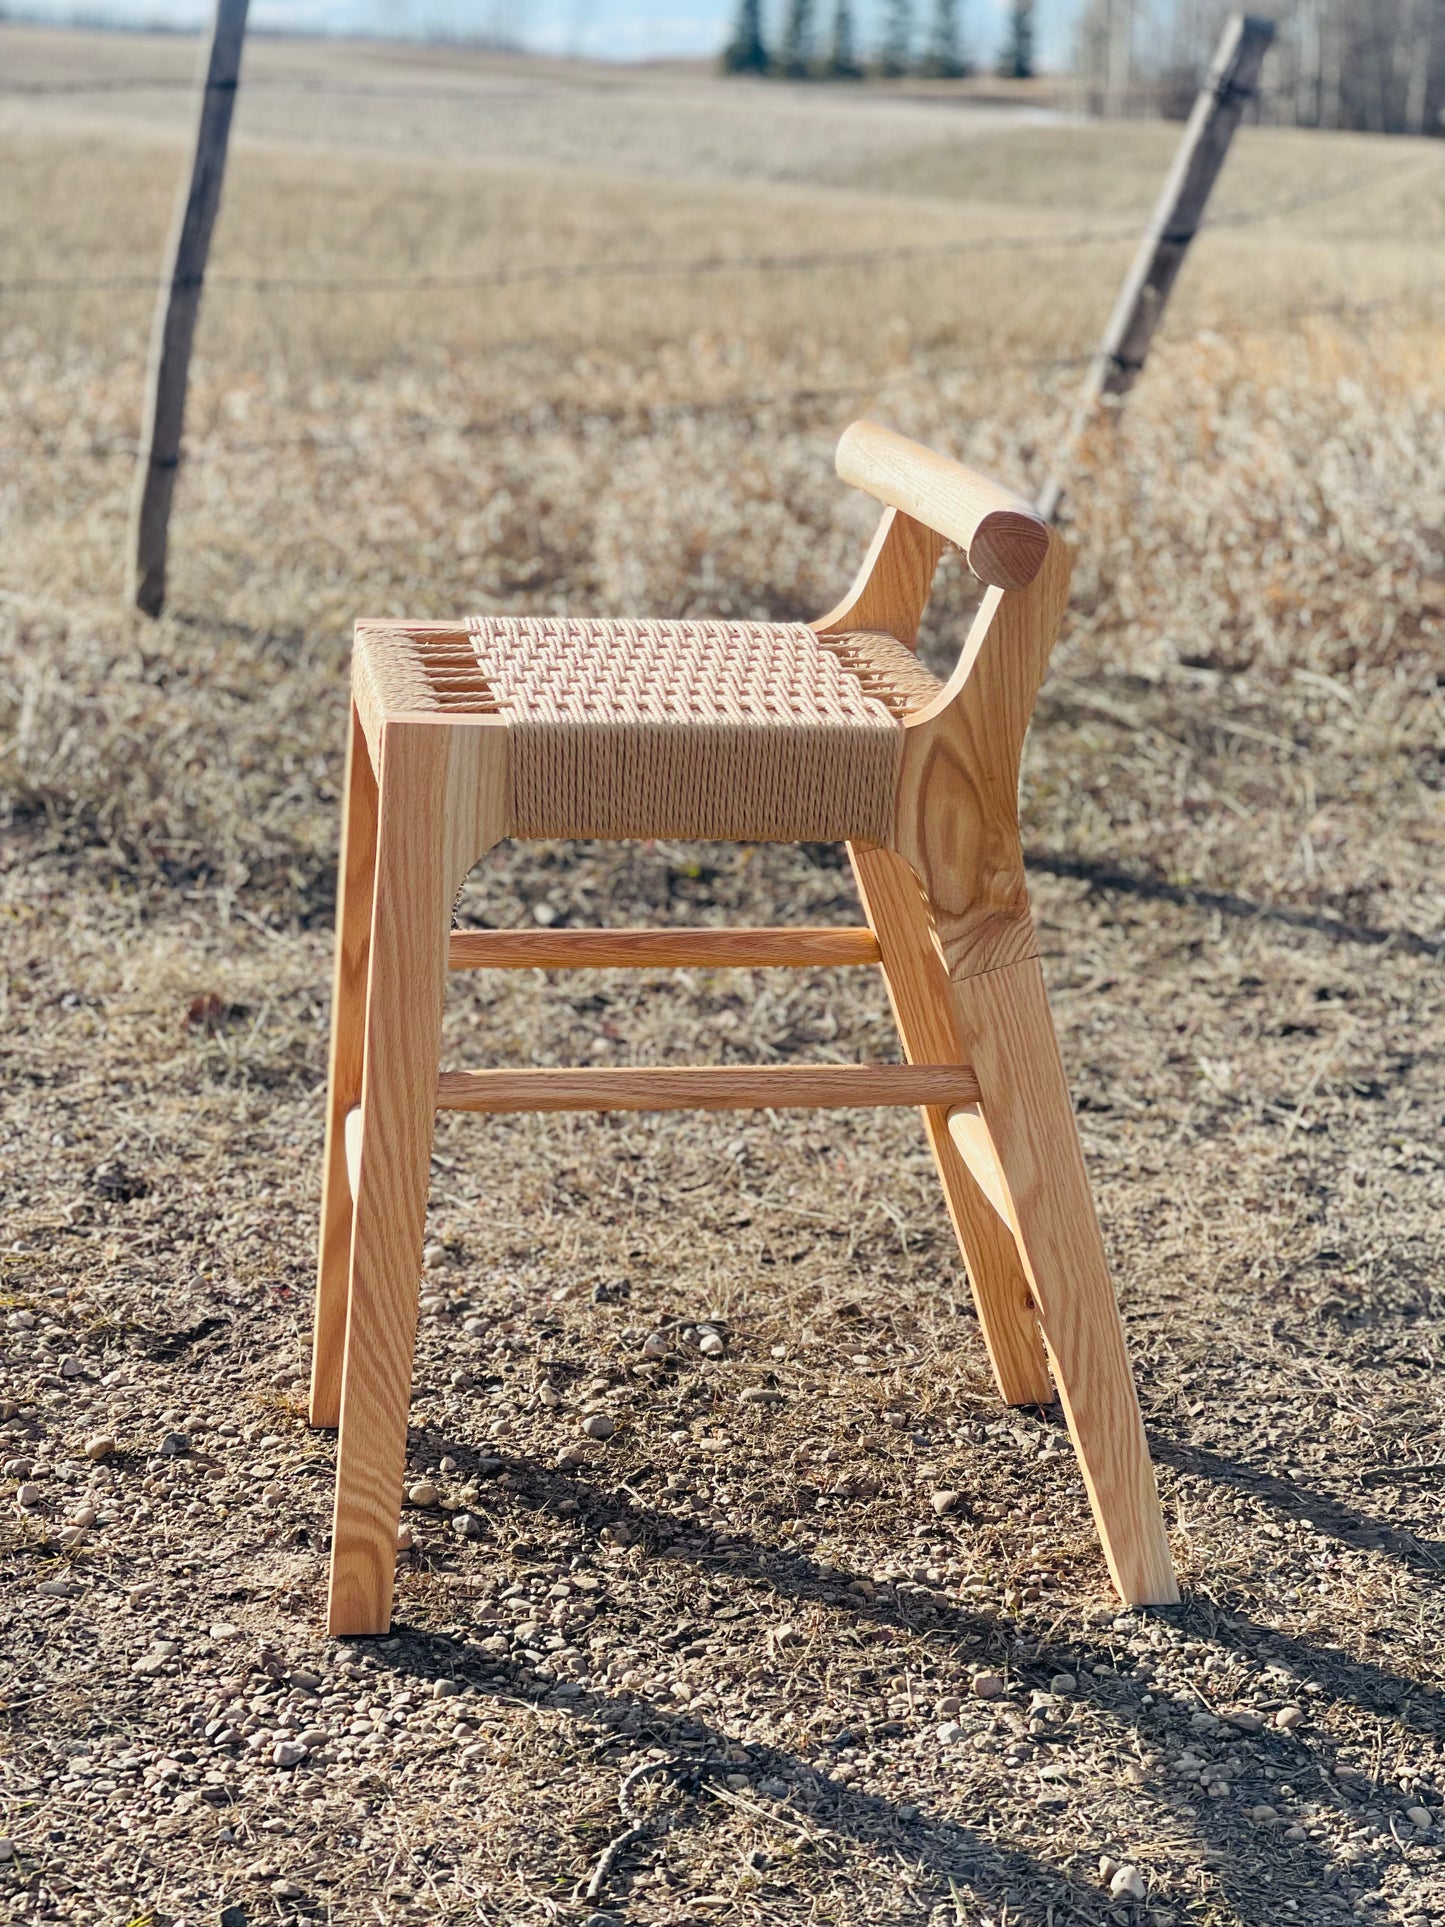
[1,32,1443,1927]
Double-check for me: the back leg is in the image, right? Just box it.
[851,846,1052,1407]
[946,953,1178,1606]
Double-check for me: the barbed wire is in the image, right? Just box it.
[10,280,1438,468]
[2,142,1433,303]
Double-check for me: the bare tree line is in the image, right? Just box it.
[1074,0,1445,133]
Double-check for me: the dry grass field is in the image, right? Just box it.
[2,25,1444,1927]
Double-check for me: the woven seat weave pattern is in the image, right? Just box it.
[460,615,941,843]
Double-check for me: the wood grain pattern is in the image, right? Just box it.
[892,532,1074,980]
[945,956,1178,1606]
[850,844,1052,1406]
[448,926,882,971]
[309,703,378,1430]
[326,716,508,1637]
[836,422,1049,592]
[811,506,946,647]
[435,1062,980,1114]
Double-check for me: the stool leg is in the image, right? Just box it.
[310,704,378,1430]
[326,721,494,1637]
[945,954,1178,1606]
[851,846,1052,1406]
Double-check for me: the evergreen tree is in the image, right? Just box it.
[722,0,769,73]
[780,0,817,76]
[878,0,913,76]
[826,0,862,77]
[922,0,967,77]
[999,0,1034,79]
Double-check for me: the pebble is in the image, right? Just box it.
[3,1458,32,1479]
[422,1242,449,1272]
[83,1435,116,1462]
[59,1355,83,1378]
[1275,1705,1306,1730]
[641,1331,669,1358]
[15,1483,43,1508]
[757,1778,788,1800]
[396,1525,414,1551]
[970,1673,1005,1700]
[581,1414,615,1442]
[1224,1708,1264,1733]
[556,1444,587,1469]
[1249,1804,1280,1825]
[936,1722,964,1745]
[433,1678,463,1699]
[0,1840,11,1862]
[406,1482,440,1508]
[67,1504,98,1528]
[1406,1806,1433,1829]
[930,1490,961,1516]
[452,1513,484,1539]
[462,1316,489,1337]
[739,1387,785,1405]
[1049,1673,1076,1694]
[289,1670,322,1692]
[1109,1865,1147,1902]
[159,1432,190,1457]
[5,1311,36,1330]
[272,1741,308,1768]
[698,1332,725,1357]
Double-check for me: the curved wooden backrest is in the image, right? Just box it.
[835,421,1049,593]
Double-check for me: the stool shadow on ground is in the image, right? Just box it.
[352,1428,1434,1924]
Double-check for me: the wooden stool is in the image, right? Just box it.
[310,421,1178,1636]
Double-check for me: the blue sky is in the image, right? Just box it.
[12,0,1078,68]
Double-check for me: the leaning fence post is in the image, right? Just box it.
[128,0,249,617]
[1037,12,1274,522]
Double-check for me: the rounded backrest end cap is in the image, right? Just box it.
[968,509,1051,592]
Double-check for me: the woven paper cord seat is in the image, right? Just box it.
[353,615,942,843]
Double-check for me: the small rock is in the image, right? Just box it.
[422,1242,449,1272]
[3,1458,33,1480]
[1049,1673,1077,1694]
[739,1386,785,1405]
[931,1490,961,1516]
[1249,1804,1279,1825]
[159,1432,190,1457]
[1190,1711,1221,1734]
[433,1678,463,1699]
[15,1483,43,1508]
[698,1332,725,1357]
[1406,1806,1433,1829]
[396,1524,414,1551]
[271,1740,308,1768]
[83,1435,116,1462]
[581,1914,622,1927]
[1109,1864,1147,1902]
[1275,1705,1306,1731]
[935,1695,962,1716]
[1098,1856,1118,1882]
[1224,1708,1263,1733]
[971,1672,1005,1700]
[37,1579,79,1598]
[556,1444,587,1470]
[406,1481,440,1508]
[219,1904,247,1927]
[289,1669,322,1692]
[1283,1825,1307,1841]
[641,1331,669,1359]
[757,1778,788,1800]
[452,1512,484,1539]
[68,1504,98,1528]
[59,1356,83,1378]
[936,1722,964,1745]
[5,1311,36,1331]
[581,1414,615,1442]
[462,1315,489,1337]
[0,1839,12,1862]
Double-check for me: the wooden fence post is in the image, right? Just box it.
[128,0,249,617]
[1037,13,1274,522]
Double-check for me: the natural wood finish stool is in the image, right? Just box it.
[311,421,1178,1635]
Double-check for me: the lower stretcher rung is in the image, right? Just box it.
[434,1062,980,1115]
